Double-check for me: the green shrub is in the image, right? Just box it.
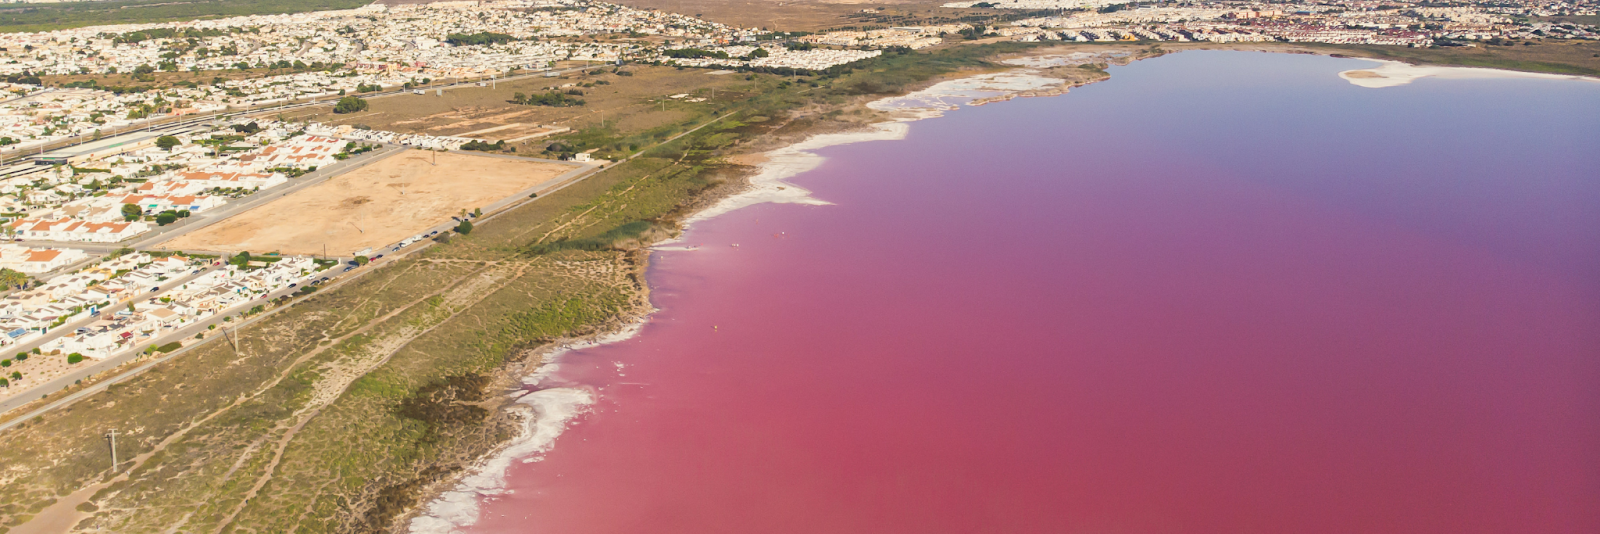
[66,353,83,364]
[333,95,368,114]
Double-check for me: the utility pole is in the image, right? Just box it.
[106,429,119,472]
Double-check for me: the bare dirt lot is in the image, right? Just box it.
[163,151,574,256]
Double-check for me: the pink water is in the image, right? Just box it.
[466,52,1600,533]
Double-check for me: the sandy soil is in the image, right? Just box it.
[164,151,572,256]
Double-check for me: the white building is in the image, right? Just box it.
[0,244,87,273]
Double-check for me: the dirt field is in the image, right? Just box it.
[163,151,573,256]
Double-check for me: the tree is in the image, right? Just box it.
[0,268,27,289]
[333,96,368,114]
[155,135,181,151]
[156,212,177,225]
[66,353,83,364]
[456,220,473,235]
[353,256,370,265]
[121,203,142,221]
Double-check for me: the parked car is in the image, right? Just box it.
[344,267,354,272]
[288,283,297,288]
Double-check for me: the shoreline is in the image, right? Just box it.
[396,46,1143,534]
[398,45,1599,533]
[0,42,1592,534]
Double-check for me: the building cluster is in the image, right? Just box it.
[661,46,885,70]
[797,26,967,49]
[0,0,740,79]
[2,129,347,244]
[0,0,936,152]
[952,1,1598,45]
[0,251,324,396]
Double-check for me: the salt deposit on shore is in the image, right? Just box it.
[867,70,1067,119]
[682,122,907,225]
[1339,60,1599,88]
[407,323,646,534]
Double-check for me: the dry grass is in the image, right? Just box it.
[275,66,759,152]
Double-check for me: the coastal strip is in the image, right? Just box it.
[399,47,1138,534]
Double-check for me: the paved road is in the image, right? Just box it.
[8,63,610,256]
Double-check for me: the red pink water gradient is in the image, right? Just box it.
[466,52,1600,533]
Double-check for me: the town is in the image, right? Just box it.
[948,0,1597,45]
[0,1,1587,160]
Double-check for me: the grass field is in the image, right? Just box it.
[161,151,574,256]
